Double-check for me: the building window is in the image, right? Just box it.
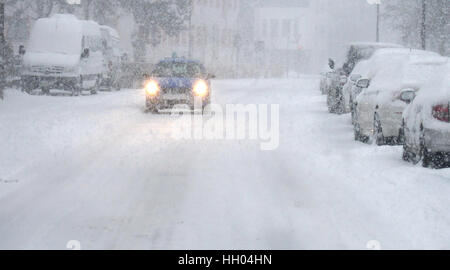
[270,19,279,37]
[262,20,267,37]
[282,19,291,37]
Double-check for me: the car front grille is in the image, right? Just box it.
[161,87,191,95]
[31,66,65,74]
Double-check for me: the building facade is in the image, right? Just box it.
[146,0,242,78]
[253,0,311,77]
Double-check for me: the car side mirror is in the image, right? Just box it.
[81,48,90,59]
[400,89,416,104]
[19,45,26,56]
[350,74,362,83]
[356,78,370,89]
[328,58,335,70]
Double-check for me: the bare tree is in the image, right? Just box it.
[384,0,449,55]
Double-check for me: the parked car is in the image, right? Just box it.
[327,43,403,114]
[374,57,449,145]
[326,69,347,114]
[342,60,370,114]
[320,62,335,95]
[353,49,440,143]
[21,14,105,95]
[402,63,450,168]
[144,57,214,113]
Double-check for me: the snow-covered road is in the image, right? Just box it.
[1,77,450,250]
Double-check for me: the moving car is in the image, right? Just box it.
[402,63,450,168]
[144,57,214,113]
[353,49,440,143]
[21,14,105,95]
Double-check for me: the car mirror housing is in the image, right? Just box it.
[81,48,90,59]
[356,78,370,89]
[400,89,416,104]
[19,45,26,56]
[328,58,335,70]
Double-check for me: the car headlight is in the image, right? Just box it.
[145,80,160,96]
[193,80,208,97]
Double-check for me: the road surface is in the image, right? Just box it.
[1,77,449,249]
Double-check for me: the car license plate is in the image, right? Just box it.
[163,94,188,100]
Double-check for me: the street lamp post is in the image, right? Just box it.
[188,0,193,58]
[368,0,381,42]
[376,3,380,42]
[0,1,5,100]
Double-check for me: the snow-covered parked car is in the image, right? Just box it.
[327,42,403,114]
[144,57,214,113]
[319,63,335,95]
[342,60,370,114]
[326,69,347,114]
[402,63,450,168]
[353,49,440,143]
[21,14,105,95]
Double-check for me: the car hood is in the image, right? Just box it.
[155,77,197,89]
[23,52,80,68]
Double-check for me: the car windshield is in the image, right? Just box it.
[152,62,204,78]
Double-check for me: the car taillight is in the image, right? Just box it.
[432,103,450,122]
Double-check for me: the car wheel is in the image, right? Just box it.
[21,79,34,95]
[145,106,158,114]
[41,87,50,96]
[354,124,360,141]
[419,128,433,168]
[374,113,385,146]
[398,121,406,145]
[402,145,411,162]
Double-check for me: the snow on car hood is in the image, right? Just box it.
[23,52,80,69]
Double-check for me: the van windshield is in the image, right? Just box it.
[28,19,82,55]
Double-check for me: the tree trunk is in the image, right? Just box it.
[84,0,93,20]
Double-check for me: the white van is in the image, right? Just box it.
[99,25,121,91]
[21,14,105,95]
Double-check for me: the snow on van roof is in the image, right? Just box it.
[82,20,101,36]
[27,15,83,55]
[100,25,120,39]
